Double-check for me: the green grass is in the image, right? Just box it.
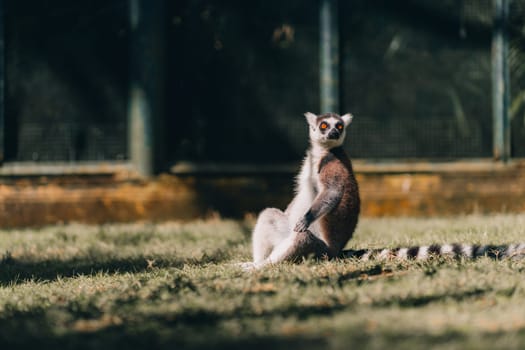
[1,214,525,349]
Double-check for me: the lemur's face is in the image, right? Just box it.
[304,112,353,148]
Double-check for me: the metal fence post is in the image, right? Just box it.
[128,0,165,176]
[0,0,4,163]
[320,0,340,114]
[492,0,510,162]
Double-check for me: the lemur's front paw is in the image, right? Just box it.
[294,217,310,232]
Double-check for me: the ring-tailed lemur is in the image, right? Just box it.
[240,112,360,270]
[240,112,525,270]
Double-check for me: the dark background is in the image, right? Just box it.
[4,0,525,165]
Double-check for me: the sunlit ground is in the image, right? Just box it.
[1,214,525,349]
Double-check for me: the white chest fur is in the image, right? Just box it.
[285,148,326,236]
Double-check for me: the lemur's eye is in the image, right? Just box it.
[320,122,328,130]
[336,123,344,131]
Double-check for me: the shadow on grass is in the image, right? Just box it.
[373,287,491,308]
[334,264,494,308]
[0,307,466,350]
[0,314,326,350]
[0,251,230,286]
[1,310,523,350]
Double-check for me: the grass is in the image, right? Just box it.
[1,214,525,349]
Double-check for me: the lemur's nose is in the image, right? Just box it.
[328,129,340,140]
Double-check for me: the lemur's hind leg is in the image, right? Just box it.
[243,229,331,270]
[251,208,290,264]
[265,229,331,264]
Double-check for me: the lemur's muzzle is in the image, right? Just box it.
[327,129,340,140]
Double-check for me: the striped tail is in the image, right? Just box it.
[341,243,525,261]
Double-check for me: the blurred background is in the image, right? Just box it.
[0,0,524,226]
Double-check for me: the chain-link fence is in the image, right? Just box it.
[4,0,525,164]
[5,0,128,162]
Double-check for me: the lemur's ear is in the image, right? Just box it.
[304,112,317,127]
[341,113,353,126]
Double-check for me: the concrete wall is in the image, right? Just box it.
[1,160,524,227]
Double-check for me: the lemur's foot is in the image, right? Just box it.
[234,261,259,272]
